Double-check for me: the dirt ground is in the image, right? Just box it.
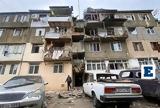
[46,88,160,108]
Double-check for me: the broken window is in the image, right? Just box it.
[9,64,18,74]
[35,28,45,36]
[84,13,99,21]
[29,63,39,74]
[32,44,42,53]
[3,45,24,55]
[111,42,122,51]
[133,42,144,51]
[109,60,128,70]
[125,15,135,21]
[2,16,10,22]
[89,29,98,36]
[89,43,100,52]
[0,64,6,75]
[138,58,152,66]
[128,27,137,35]
[107,28,114,35]
[146,27,155,34]
[86,61,106,71]
[54,63,63,73]
[13,28,23,36]
[0,29,4,37]
[139,14,150,21]
[150,42,159,51]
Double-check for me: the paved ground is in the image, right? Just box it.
[46,89,160,108]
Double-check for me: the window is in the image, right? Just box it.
[153,58,160,69]
[125,15,135,21]
[54,63,63,73]
[0,29,4,37]
[133,42,144,51]
[87,61,106,71]
[139,14,150,21]
[0,64,5,75]
[13,29,23,36]
[111,42,122,51]
[109,60,128,70]
[2,16,10,22]
[128,27,137,35]
[35,28,45,36]
[89,29,98,36]
[3,45,24,56]
[9,64,18,74]
[146,27,155,34]
[14,15,28,22]
[29,63,39,74]
[31,44,42,53]
[138,58,152,66]
[107,28,114,35]
[90,43,100,52]
[150,42,159,51]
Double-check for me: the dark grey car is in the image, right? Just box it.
[119,69,160,100]
[0,75,47,108]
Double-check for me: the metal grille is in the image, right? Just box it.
[0,93,26,102]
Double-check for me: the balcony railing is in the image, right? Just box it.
[44,47,71,61]
[45,31,71,39]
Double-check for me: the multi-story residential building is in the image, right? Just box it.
[83,8,160,74]
[0,6,160,90]
[0,6,74,91]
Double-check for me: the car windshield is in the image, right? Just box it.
[97,74,118,82]
[4,76,42,88]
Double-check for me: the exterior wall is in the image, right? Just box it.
[23,43,44,61]
[0,63,21,84]
[19,62,72,91]
[84,41,128,60]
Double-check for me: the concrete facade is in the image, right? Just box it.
[0,7,160,90]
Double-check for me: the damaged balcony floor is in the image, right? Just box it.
[46,89,160,108]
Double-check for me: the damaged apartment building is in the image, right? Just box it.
[83,8,160,74]
[0,6,160,90]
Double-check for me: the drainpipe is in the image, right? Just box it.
[18,43,26,76]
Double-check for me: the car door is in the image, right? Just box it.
[87,74,94,96]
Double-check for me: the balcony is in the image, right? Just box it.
[44,47,71,61]
[45,31,71,42]
[72,42,84,53]
[48,17,72,27]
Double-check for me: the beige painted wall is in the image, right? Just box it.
[19,61,72,91]
[23,43,44,61]
[0,64,21,84]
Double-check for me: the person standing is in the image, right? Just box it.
[65,75,72,91]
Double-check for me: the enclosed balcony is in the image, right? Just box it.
[48,17,72,28]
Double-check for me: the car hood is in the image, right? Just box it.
[0,83,43,94]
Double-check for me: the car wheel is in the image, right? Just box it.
[92,93,102,108]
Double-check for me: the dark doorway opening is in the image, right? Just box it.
[74,72,83,87]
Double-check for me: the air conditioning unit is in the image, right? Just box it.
[31,14,39,19]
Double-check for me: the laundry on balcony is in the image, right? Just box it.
[52,50,63,59]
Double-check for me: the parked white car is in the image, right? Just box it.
[83,72,143,108]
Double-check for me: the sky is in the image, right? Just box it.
[0,0,159,19]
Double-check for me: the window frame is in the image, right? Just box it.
[35,28,45,36]
[9,64,18,75]
[109,60,128,70]
[0,29,4,37]
[86,61,106,71]
[111,42,122,52]
[13,28,23,36]
[132,42,144,51]
[29,63,39,74]
[53,63,63,73]
[0,64,6,75]
[89,43,101,52]
[31,44,42,53]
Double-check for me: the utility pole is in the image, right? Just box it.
[78,0,80,19]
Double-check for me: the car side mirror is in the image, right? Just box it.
[44,82,48,85]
